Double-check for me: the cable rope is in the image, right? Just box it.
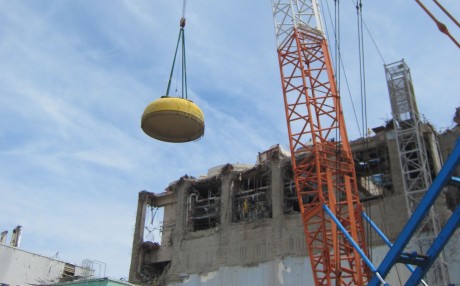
[182,27,188,99]
[321,0,363,137]
[359,1,368,144]
[165,0,188,99]
[432,0,460,28]
[362,20,386,64]
[415,0,460,48]
[165,28,183,96]
[353,0,374,261]
[331,1,345,276]
[355,0,365,142]
[339,57,362,138]
[181,0,187,19]
[174,51,180,94]
[334,0,340,84]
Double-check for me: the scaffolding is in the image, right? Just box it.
[385,59,450,285]
[187,178,222,232]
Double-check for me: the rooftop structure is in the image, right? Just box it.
[0,243,91,285]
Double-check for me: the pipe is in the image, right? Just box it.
[235,192,267,200]
[237,186,270,195]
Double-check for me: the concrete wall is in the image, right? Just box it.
[129,127,460,285]
[0,244,87,285]
[166,241,460,286]
[439,125,460,210]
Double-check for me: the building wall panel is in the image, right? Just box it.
[0,244,87,285]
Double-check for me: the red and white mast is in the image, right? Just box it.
[271,1,370,285]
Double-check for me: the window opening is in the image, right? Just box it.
[233,167,272,222]
[187,178,221,231]
[282,163,300,213]
[144,205,164,244]
[354,145,392,196]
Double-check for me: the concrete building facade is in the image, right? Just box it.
[129,123,460,286]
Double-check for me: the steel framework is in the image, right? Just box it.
[271,1,369,285]
[368,138,460,286]
[385,59,450,285]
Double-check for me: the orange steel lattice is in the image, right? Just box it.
[276,26,370,286]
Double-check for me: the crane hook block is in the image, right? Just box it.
[141,96,205,143]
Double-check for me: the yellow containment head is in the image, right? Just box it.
[141,96,205,143]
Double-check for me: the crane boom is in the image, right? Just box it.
[271,1,370,285]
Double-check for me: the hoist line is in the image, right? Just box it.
[359,0,368,144]
[362,20,385,64]
[182,0,187,20]
[165,19,188,99]
[321,0,363,138]
[165,27,184,97]
[355,1,364,141]
[182,27,188,99]
[354,0,374,261]
[165,0,189,98]
[432,0,459,28]
[415,0,460,48]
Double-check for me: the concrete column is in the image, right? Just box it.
[386,134,405,195]
[270,156,284,257]
[220,171,234,227]
[167,179,192,280]
[129,191,154,283]
[425,130,442,174]
[218,170,234,267]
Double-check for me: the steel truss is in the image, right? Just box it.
[272,1,369,285]
[385,59,450,285]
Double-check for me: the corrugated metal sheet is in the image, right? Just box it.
[0,244,86,285]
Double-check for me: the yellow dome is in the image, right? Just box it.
[141,96,205,143]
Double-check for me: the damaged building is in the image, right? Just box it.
[129,121,460,286]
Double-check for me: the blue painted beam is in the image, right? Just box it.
[323,206,389,285]
[405,205,460,286]
[368,138,460,286]
[362,212,423,273]
[451,176,460,187]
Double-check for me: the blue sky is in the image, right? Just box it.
[0,0,458,279]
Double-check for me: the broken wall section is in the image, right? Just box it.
[187,177,222,232]
[232,165,272,222]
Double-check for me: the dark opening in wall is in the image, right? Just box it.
[354,145,392,196]
[60,263,76,281]
[282,163,300,213]
[139,261,171,283]
[232,166,272,222]
[187,177,221,231]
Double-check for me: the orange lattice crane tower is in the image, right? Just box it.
[271,1,370,285]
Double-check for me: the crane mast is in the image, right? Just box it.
[271,1,370,285]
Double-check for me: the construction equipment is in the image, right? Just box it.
[143,1,459,284]
[271,1,369,285]
[141,96,205,143]
[384,59,450,285]
[368,138,460,286]
[141,14,205,143]
[271,1,458,285]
